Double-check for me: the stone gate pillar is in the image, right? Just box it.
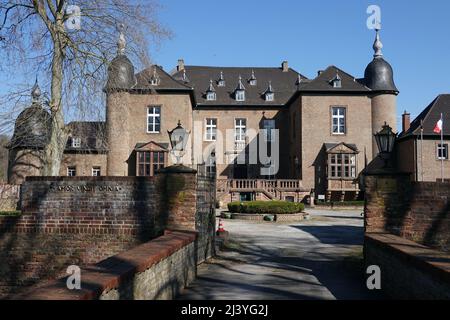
[158,165,198,231]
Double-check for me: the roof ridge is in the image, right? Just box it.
[415,95,440,134]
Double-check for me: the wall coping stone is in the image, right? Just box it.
[25,176,157,182]
[15,231,196,300]
[365,233,450,283]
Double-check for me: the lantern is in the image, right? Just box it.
[167,120,190,165]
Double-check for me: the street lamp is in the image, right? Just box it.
[374,122,397,167]
[168,120,190,165]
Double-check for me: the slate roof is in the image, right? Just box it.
[7,104,51,149]
[172,66,307,106]
[298,66,370,93]
[134,65,193,91]
[399,94,450,139]
[65,121,108,152]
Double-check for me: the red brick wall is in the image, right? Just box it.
[365,174,450,252]
[14,231,197,300]
[0,176,166,298]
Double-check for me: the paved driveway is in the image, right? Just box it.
[178,209,384,300]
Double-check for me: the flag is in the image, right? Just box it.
[434,116,443,134]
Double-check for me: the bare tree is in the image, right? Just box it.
[0,0,171,175]
[0,134,8,182]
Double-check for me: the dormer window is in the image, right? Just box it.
[206,80,216,101]
[331,72,342,88]
[235,75,246,102]
[248,70,257,86]
[217,71,225,87]
[150,69,160,86]
[236,91,245,101]
[264,81,274,102]
[72,137,81,148]
[207,91,216,101]
[181,69,189,83]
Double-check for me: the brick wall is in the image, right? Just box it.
[365,233,450,299]
[0,184,20,211]
[0,176,166,298]
[365,173,449,252]
[15,231,197,300]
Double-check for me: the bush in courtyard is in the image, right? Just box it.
[0,210,21,216]
[227,201,304,214]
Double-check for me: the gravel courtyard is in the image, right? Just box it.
[178,209,384,300]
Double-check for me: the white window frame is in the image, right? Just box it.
[205,118,217,141]
[437,143,449,160]
[263,119,276,142]
[67,166,76,177]
[206,91,216,101]
[235,118,247,142]
[147,106,161,133]
[72,137,81,148]
[92,166,101,177]
[328,153,356,179]
[235,90,245,102]
[331,106,346,135]
[265,92,274,101]
[332,79,342,88]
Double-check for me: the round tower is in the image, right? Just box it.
[7,81,51,184]
[105,25,136,176]
[364,29,399,158]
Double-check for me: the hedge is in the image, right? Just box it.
[227,201,305,214]
[0,210,21,216]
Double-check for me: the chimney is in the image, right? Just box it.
[282,61,289,72]
[402,110,411,132]
[177,59,185,72]
[317,70,324,76]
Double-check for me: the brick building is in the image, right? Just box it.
[397,95,450,182]
[7,29,398,203]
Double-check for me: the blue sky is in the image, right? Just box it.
[151,0,450,128]
[1,0,449,131]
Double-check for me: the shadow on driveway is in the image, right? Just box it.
[291,225,364,246]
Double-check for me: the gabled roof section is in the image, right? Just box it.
[135,141,169,151]
[399,94,450,138]
[134,65,193,91]
[299,66,370,93]
[65,121,107,152]
[324,142,359,153]
[172,65,307,106]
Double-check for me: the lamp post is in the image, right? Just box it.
[167,120,190,165]
[374,122,397,168]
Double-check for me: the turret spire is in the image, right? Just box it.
[373,29,383,58]
[117,23,126,55]
[31,78,41,103]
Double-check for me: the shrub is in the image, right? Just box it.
[0,210,21,216]
[227,201,304,214]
